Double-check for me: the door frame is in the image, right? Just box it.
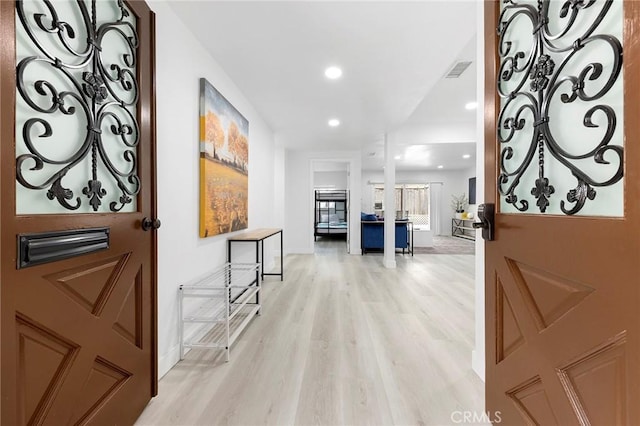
[149,5,158,398]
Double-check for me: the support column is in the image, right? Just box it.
[383,133,396,269]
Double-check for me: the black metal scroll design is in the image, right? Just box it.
[497,0,623,215]
[16,0,140,212]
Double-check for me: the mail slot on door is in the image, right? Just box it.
[18,227,110,269]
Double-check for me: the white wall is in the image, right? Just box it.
[472,1,486,382]
[314,171,348,189]
[151,1,279,378]
[285,151,362,254]
[361,170,470,236]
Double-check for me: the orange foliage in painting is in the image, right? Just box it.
[237,134,248,165]
[228,122,240,152]
[204,112,224,156]
[227,122,248,171]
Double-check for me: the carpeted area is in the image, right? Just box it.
[413,236,475,255]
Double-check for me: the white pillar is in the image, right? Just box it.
[348,157,363,255]
[383,133,396,269]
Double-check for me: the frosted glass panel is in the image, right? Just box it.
[16,0,139,214]
[497,0,623,216]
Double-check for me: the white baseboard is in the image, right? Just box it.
[158,344,181,379]
[472,349,485,382]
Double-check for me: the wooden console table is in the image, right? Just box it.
[227,228,283,281]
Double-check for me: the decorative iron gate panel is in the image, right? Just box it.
[16,0,139,213]
[497,0,623,216]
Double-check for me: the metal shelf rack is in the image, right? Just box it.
[178,262,261,362]
[452,218,476,241]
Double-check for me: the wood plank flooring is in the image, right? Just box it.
[136,240,485,425]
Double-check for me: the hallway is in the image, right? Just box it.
[137,241,484,425]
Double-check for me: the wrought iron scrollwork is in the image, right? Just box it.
[15,0,140,212]
[497,0,623,215]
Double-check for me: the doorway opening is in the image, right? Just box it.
[312,160,350,254]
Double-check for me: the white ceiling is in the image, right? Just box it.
[167,1,478,171]
[363,35,478,171]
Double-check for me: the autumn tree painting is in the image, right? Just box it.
[227,122,249,171]
[199,78,249,238]
[203,111,224,159]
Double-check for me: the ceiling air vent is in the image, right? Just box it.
[445,61,472,78]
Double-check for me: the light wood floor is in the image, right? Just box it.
[136,240,485,426]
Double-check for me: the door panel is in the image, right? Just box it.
[484,1,639,424]
[1,1,157,424]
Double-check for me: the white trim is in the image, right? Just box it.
[472,0,487,385]
[472,349,485,382]
[158,343,181,379]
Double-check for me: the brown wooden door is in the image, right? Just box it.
[484,1,639,425]
[0,1,157,424]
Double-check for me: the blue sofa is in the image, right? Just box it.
[361,219,412,255]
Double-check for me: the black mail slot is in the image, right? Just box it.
[18,227,110,269]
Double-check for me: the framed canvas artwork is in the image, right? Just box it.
[199,78,249,237]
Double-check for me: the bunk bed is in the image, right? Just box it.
[314,190,348,240]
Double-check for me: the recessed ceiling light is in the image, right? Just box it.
[405,145,430,160]
[325,66,343,79]
[463,154,471,159]
[437,165,444,169]
[328,118,340,127]
[465,102,478,110]
[394,155,401,160]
